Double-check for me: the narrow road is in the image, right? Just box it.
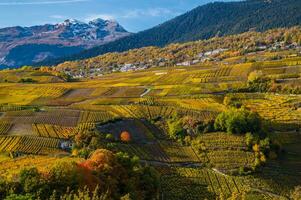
[140,88,151,97]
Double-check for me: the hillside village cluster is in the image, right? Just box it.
[64,41,301,79]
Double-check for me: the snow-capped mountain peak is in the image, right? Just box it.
[60,19,85,26]
[0,18,132,67]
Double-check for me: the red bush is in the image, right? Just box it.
[120,131,131,142]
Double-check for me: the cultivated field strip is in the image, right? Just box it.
[0,156,82,178]
[113,142,200,163]
[159,167,244,200]
[2,109,81,127]
[0,121,12,135]
[32,124,75,139]
[0,136,62,155]
[79,110,116,123]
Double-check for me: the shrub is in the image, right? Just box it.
[58,72,73,82]
[167,118,186,139]
[245,132,261,148]
[120,131,131,142]
[245,132,254,147]
[78,148,91,159]
[48,160,80,192]
[248,70,264,82]
[74,130,96,148]
[214,108,261,134]
[254,157,261,168]
[197,120,215,134]
[32,107,40,112]
[252,144,260,152]
[105,133,114,141]
[248,77,272,92]
[19,168,43,193]
[191,138,207,154]
[81,149,117,172]
[1,149,159,200]
[259,138,270,153]
[4,194,34,200]
[291,186,301,200]
[121,194,133,200]
[260,153,266,163]
[18,78,37,83]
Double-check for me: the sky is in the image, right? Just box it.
[0,0,237,32]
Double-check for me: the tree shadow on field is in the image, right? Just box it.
[160,175,216,200]
[251,120,301,196]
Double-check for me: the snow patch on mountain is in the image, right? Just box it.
[0,18,132,67]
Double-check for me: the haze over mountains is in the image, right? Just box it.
[1,0,301,68]
[0,19,131,68]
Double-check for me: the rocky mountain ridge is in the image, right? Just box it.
[0,18,131,68]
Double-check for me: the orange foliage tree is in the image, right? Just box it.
[80,149,116,171]
[120,131,131,142]
[78,149,120,191]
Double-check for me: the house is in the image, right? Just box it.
[257,46,267,50]
[59,140,73,151]
[197,53,204,58]
[192,60,200,64]
[176,61,191,66]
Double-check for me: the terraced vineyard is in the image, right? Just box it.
[112,142,200,163]
[0,136,62,155]
[79,110,116,123]
[0,31,300,199]
[159,167,243,200]
[0,121,12,135]
[32,124,75,139]
[2,109,81,127]
[0,155,82,179]
[158,165,298,200]
[193,132,255,171]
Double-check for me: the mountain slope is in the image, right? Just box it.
[47,0,301,65]
[0,19,131,68]
[54,26,301,76]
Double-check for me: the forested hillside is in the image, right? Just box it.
[43,0,301,65]
[53,27,301,76]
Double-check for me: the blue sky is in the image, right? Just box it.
[0,0,236,32]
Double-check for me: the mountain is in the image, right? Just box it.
[54,26,301,76]
[45,0,301,65]
[0,19,131,68]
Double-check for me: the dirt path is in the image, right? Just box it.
[250,188,289,199]
[212,168,227,176]
[140,160,203,167]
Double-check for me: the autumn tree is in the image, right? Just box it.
[48,160,81,193]
[291,186,301,200]
[214,108,261,134]
[19,167,44,194]
[81,149,117,172]
[120,131,131,142]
